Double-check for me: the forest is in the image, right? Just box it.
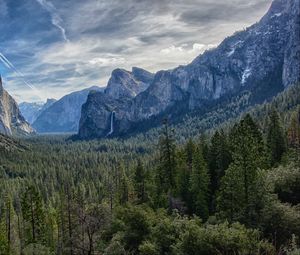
[0,87,300,254]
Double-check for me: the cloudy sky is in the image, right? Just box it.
[0,0,273,102]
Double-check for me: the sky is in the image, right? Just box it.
[0,0,273,102]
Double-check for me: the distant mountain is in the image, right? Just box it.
[19,98,56,124]
[79,0,300,139]
[0,76,34,136]
[105,67,154,100]
[33,86,104,133]
[79,67,154,138]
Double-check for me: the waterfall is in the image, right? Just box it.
[106,111,115,137]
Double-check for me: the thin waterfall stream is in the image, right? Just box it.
[106,111,115,136]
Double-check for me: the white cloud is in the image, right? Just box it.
[1,0,273,102]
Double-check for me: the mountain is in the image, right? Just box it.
[0,76,34,136]
[79,67,154,138]
[33,86,104,133]
[19,98,56,124]
[105,67,154,100]
[79,0,300,139]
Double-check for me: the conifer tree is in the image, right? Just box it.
[288,107,300,162]
[134,160,147,204]
[189,145,210,220]
[208,130,232,213]
[21,185,46,246]
[118,166,129,205]
[218,115,267,226]
[177,139,195,207]
[155,119,177,205]
[266,109,286,166]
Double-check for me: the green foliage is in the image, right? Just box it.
[260,200,300,248]
[21,185,47,245]
[111,205,274,255]
[189,145,210,220]
[155,120,177,206]
[208,130,232,213]
[23,244,53,255]
[174,222,275,255]
[0,86,299,254]
[266,109,287,166]
[268,162,300,205]
[218,115,268,226]
[134,160,147,204]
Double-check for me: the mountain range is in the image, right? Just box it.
[31,86,104,133]
[1,0,299,139]
[19,99,57,124]
[78,0,300,139]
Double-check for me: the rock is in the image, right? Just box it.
[0,76,35,136]
[33,86,104,133]
[105,67,154,100]
[79,0,300,139]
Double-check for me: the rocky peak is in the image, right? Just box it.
[105,68,154,100]
[131,67,155,84]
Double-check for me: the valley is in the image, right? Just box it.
[0,0,299,254]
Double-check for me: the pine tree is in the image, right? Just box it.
[218,115,267,226]
[155,119,177,204]
[177,139,195,207]
[266,109,286,166]
[21,185,46,246]
[134,160,147,204]
[208,130,232,213]
[189,145,210,220]
[118,165,129,205]
[288,107,300,163]
[5,196,12,255]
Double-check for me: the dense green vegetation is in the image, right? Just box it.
[0,86,299,254]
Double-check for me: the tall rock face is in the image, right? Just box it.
[79,0,300,139]
[282,0,300,87]
[105,68,154,99]
[33,86,104,133]
[79,67,154,138]
[0,77,34,136]
[19,98,56,124]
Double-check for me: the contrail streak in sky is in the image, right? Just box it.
[0,52,42,98]
[35,0,69,42]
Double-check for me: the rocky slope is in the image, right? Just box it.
[33,86,104,133]
[79,67,154,138]
[0,76,34,136]
[0,134,27,151]
[105,67,154,100]
[19,98,56,124]
[79,0,300,139]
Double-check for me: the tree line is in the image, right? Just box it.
[0,106,299,254]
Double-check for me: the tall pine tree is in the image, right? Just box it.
[134,160,147,204]
[189,145,210,220]
[21,185,46,246]
[155,119,177,206]
[218,115,267,226]
[208,130,232,213]
[288,107,300,163]
[266,109,286,166]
